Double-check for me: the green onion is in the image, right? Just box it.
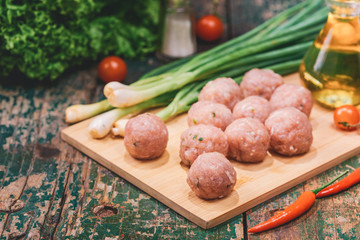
[66,1,328,127]
[156,81,206,121]
[105,2,327,108]
[111,82,205,137]
[88,91,175,138]
[65,99,113,124]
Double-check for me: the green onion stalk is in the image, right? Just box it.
[105,0,327,108]
[88,91,176,138]
[111,82,206,137]
[112,58,304,138]
[65,99,113,124]
[65,0,327,125]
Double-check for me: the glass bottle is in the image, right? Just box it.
[156,0,197,61]
[299,0,360,108]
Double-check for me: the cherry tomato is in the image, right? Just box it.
[196,15,223,42]
[97,56,127,83]
[333,105,360,130]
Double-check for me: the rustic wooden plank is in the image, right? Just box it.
[60,73,360,230]
[0,58,244,239]
[314,157,360,239]
[246,155,360,239]
[37,70,101,239]
[46,63,245,239]
[229,0,303,37]
[0,1,351,237]
[50,160,244,239]
[1,37,359,240]
[0,68,100,239]
[0,85,42,239]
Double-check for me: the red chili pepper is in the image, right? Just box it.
[248,171,348,234]
[316,167,360,198]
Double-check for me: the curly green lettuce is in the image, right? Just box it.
[0,0,160,81]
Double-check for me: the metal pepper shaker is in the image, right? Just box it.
[157,0,197,61]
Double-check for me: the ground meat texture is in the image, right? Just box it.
[179,124,228,166]
[187,152,237,200]
[124,113,168,160]
[240,68,284,100]
[198,77,241,110]
[265,107,313,156]
[187,101,233,131]
[232,96,271,123]
[225,118,270,163]
[269,83,313,117]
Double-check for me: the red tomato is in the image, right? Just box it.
[97,56,127,83]
[196,15,223,42]
[333,105,360,130]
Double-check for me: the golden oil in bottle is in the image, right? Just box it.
[299,0,360,109]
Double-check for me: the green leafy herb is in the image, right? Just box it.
[193,118,197,124]
[212,112,216,117]
[0,0,160,81]
[193,134,198,140]
[198,137,203,141]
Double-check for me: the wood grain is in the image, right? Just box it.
[229,0,302,37]
[1,1,359,238]
[61,73,360,229]
[246,156,360,239]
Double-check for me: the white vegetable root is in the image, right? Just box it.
[103,81,129,98]
[65,99,113,123]
[107,88,146,108]
[88,109,125,138]
[111,119,129,137]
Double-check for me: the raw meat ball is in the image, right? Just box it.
[187,101,233,131]
[225,118,270,163]
[240,68,284,100]
[187,152,237,200]
[124,113,168,160]
[179,124,228,166]
[232,96,272,123]
[270,83,313,117]
[265,107,313,156]
[198,77,241,110]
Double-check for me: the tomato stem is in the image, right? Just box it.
[338,121,360,129]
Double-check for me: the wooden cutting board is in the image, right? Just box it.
[61,73,360,229]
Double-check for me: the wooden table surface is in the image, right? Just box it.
[1,0,360,239]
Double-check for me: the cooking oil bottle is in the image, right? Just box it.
[299,0,360,108]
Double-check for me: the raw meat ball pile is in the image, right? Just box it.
[120,70,315,201]
[182,71,314,200]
